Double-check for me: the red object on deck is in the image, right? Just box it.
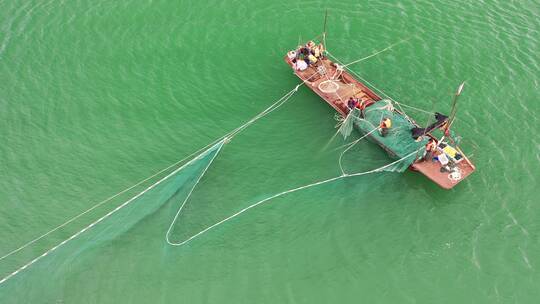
[284,53,475,189]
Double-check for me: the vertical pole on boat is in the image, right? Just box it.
[446,82,465,134]
[440,82,465,147]
[415,103,435,160]
[323,9,328,49]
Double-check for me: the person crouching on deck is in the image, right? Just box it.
[292,58,308,71]
[357,100,367,118]
[299,47,310,62]
[424,139,437,161]
[347,97,359,111]
[379,118,392,137]
[315,44,325,59]
[307,53,318,65]
[306,41,319,64]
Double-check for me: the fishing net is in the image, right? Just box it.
[0,140,225,302]
[338,111,356,139]
[447,129,462,146]
[353,100,428,172]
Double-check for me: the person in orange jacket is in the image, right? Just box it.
[379,118,392,137]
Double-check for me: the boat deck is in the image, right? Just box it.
[287,57,381,116]
[412,157,475,189]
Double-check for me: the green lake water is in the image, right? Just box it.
[1,0,539,303]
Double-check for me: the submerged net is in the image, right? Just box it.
[338,111,356,139]
[0,140,225,301]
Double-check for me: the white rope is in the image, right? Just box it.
[326,50,427,120]
[327,65,345,103]
[166,148,421,247]
[326,52,390,99]
[338,126,380,175]
[396,103,435,115]
[342,39,409,68]
[165,141,224,245]
[226,84,302,139]
[330,137,364,152]
[326,49,445,128]
[321,111,354,151]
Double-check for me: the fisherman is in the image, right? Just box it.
[347,97,358,110]
[292,58,308,71]
[296,46,306,61]
[357,100,366,118]
[306,41,316,52]
[308,53,318,65]
[313,44,321,58]
[314,43,325,59]
[439,119,452,137]
[379,118,392,137]
[300,46,310,58]
[424,139,437,161]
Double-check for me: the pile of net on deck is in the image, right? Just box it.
[340,100,428,172]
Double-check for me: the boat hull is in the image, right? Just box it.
[284,55,475,189]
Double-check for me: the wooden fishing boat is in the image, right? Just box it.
[284,44,475,189]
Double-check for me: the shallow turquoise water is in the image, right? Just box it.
[1,0,539,303]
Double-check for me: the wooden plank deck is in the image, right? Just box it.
[287,57,380,116]
[411,158,475,189]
